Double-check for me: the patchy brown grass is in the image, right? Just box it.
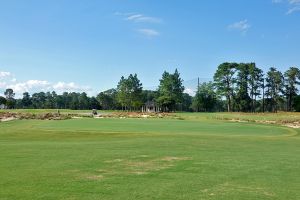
[201,182,275,198]
[71,156,192,180]
[86,175,104,180]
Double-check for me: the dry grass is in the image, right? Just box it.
[201,182,275,198]
[72,156,192,181]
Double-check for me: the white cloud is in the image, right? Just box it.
[184,88,196,96]
[273,0,300,14]
[116,12,162,38]
[116,12,162,24]
[0,71,11,79]
[0,71,92,97]
[0,82,6,88]
[272,0,283,3]
[125,14,162,23]
[7,80,51,94]
[228,20,251,33]
[286,6,300,14]
[287,0,300,14]
[273,0,300,4]
[288,0,300,4]
[53,82,91,93]
[137,28,160,37]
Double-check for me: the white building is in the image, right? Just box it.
[0,104,7,109]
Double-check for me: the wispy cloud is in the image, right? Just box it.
[228,20,251,34]
[125,14,162,23]
[287,0,300,14]
[272,0,283,3]
[288,0,300,4]
[286,6,300,14]
[115,12,162,38]
[0,71,11,78]
[116,12,162,24]
[272,0,300,14]
[137,28,160,38]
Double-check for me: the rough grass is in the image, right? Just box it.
[177,112,300,124]
[0,114,300,199]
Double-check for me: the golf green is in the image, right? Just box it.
[1,117,299,199]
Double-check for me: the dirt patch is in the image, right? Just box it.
[0,117,16,122]
[284,123,300,129]
[69,156,192,180]
[106,156,192,175]
[131,171,148,175]
[101,156,192,176]
[132,155,149,158]
[229,119,248,123]
[72,116,83,119]
[104,159,124,163]
[160,156,191,162]
[94,116,104,119]
[201,182,275,197]
[86,175,104,180]
[259,120,276,124]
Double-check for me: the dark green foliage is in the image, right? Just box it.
[21,92,32,108]
[89,97,100,110]
[214,63,237,112]
[181,93,193,112]
[248,63,264,112]
[284,67,300,111]
[157,69,184,111]
[294,96,300,112]
[116,74,143,110]
[192,82,217,112]
[4,88,16,108]
[96,89,119,110]
[0,96,7,105]
[31,92,46,109]
[141,90,158,103]
[78,92,89,110]
[265,67,284,112]
[235,63,251,112]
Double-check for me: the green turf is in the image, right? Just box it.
[1,115,300,199]
[177,112,300,123]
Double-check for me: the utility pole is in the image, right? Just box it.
[197,77,200,112]
[262,78,265,113]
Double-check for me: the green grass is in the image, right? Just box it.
[177,112,300,123]
[1,114,300,199]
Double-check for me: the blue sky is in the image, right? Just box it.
[0,0,300,97]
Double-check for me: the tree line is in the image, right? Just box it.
[1,64,300,112]
[213,63,300,112]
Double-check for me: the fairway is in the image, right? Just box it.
[1,117,300,200]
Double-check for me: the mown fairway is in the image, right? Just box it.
[1,116,300,200]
